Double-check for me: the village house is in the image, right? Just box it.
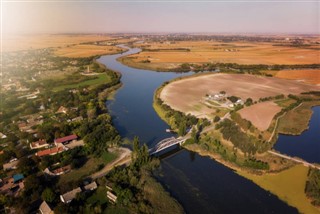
[83,181,98,191]
[106,185,117,204]
[30,139,49,150]
[54,134,78,146]
[39,201,53,214]
[44,165,71,176]
[56,106,68,114]
[0,174,25,196]
[60,187,82,204]
[36,146,65,157]
[0,132,7,139]
[3,159,19,171]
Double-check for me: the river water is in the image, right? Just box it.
[98,46,297,213]
[275,106,320,164]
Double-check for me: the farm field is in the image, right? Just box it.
[53,44,124,57]
[160,73,320,119]
[239,101,282,131]
[125,41,320,71]
[274,69,320,85]
[3,34,114,52]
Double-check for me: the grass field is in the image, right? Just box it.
[52,73,111,92]
[53,44,124,57]
[278,101,320,135]
[275,69,320,85]
[238,165,320,214]
[123,41,320,71]
[59,152,118,184]
[160,73,319,119]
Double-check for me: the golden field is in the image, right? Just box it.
[274,69,320,85]
[53,44,125,58]
[127,41,320,70]
[3,34,113,52]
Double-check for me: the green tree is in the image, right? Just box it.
[178,122,186,136]
[41,188,56,203]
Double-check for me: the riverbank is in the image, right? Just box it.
[183,142,320,214]
[152,72,320,213]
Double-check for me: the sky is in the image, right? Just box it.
[2,0,319,35]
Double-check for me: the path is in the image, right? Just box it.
[268,102,303,142]
[268,150,320,170]
[90,147,132,180]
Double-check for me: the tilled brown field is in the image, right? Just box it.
[160,73,320,119]
[238,101,282,131]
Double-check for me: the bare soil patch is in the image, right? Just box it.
[239,102,282,131]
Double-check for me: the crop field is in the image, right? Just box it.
[238,101,282,131]
[53,44,124,57]
[3,34,115,52]
[274,69,320,85]
[127,41,320,70]
[160,73,320,119]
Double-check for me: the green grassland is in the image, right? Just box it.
[59,151,118,184]
[238,165,320,214]
[52,73,112,92]
[278,101,320,135]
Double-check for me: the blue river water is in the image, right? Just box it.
[275,106,320,164]
[98,46,298,213]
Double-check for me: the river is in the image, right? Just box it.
[275,106,320,164]
[98,46,298,213]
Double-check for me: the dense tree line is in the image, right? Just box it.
[216,119,270,155]
[305,168,320,206]
[155,97,198,136]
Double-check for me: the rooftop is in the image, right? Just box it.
[55,134,77,144]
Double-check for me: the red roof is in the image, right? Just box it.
[36,146,64,157]
[55,134,77,144]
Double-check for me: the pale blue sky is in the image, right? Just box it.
[2,1,319,34]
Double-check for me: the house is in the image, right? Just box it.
[54,134,77,146]
[60,187,82,203]
[56,106,68,114]
[36,146,65,157]
[71,116,83,122]
[3,159,19,171]
[107,191,117,204]
[83,181,97,191]
[39,201,53,214]
[13,174,24,183]
[52,165,71,176]
[105,185,117,204]
[30,139,49,150]
[0,132,7,139]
